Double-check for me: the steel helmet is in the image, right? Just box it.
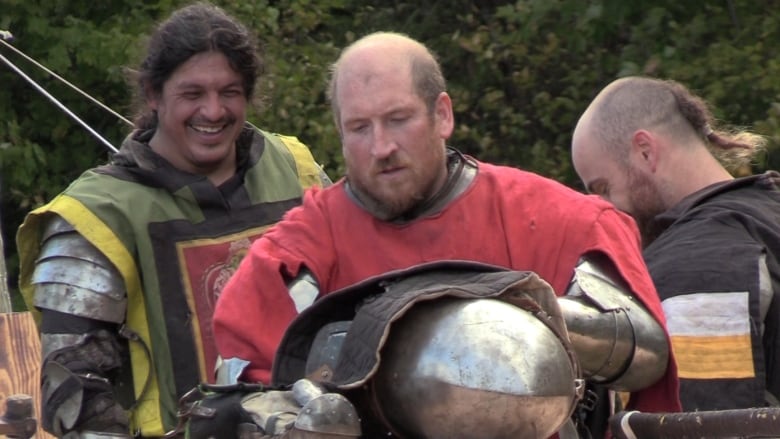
[369,298,583,439]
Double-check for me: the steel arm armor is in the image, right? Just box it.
[32,215,131,437]
[32,215,126,322]
[219,258,668,403]
[558,256,669,392]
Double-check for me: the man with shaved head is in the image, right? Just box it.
[208,34,680,438]
[572,76,780,412]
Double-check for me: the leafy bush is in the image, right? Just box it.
[1,0,778,308]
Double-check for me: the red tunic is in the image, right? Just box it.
[214,160,681,414]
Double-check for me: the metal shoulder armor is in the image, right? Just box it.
[32,215,127,323]
[558,255,669,391]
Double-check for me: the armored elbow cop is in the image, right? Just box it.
[558,256,669,391]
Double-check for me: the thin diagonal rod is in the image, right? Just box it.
[0,51,119,153]
[0,37,133,127]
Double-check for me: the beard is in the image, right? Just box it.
[349,177,427,221]
[626,167,667,248]
[346,143,447,221]
[347,159,437,220]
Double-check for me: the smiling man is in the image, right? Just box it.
[15,3,329,437]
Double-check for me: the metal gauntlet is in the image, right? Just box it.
[558,256,669,391]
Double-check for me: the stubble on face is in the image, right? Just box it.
[346,129,446,221]
[625,166,667,247]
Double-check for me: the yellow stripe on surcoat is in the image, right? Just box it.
[671,333,754,379]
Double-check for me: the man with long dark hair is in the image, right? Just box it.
[16,3,328,437]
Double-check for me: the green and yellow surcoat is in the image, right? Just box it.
[18,127,324,436]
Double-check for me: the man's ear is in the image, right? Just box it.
[434,92,454,139]
[631,129,659,172]
[145,84,159,111]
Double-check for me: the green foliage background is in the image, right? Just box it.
[2,0,779,309]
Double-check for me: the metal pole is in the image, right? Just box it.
[0,51,119,153]
[0,211,12,313]
[0,35,133,127]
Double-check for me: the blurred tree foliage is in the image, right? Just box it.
[1,0,779,308]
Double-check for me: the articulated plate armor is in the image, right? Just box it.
[223,259,669,438]
[32,215,127,324]
[269,262,585,439]
[559,256,669,391]
[32,215,131,437]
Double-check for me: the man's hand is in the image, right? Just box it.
[183,379,361,439]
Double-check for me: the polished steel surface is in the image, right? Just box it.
[372,298,579,439]
[562,258,669,391]
[293,393,361,437]
[32,218,126,323]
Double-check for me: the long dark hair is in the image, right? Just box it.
[128,2,264,131]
